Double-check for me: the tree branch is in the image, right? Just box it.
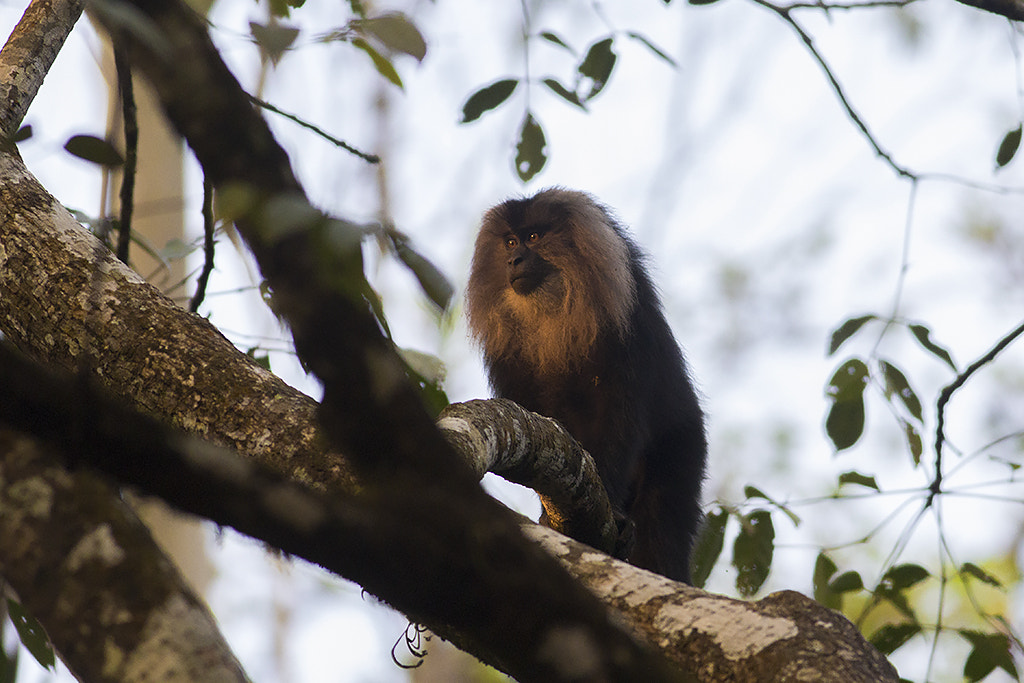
[932,318,1024,496]
[440,399,623,558]
[0,429,252,683]
[954,0,1024,20]
[0,340,899,682]
[751,0,914,179]
[0,0,84,139]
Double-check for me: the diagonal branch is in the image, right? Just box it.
[751,0,915,179]
[931,318,1024,496]
[0,0,85,139]
[955,0,1024,20]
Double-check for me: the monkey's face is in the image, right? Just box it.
[471,195,577,309]
[504,228,559,297]
[467,189,637,372]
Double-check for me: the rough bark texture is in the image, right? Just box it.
[0,149,357,495]
[0,341,897,683]
[439,398,621,556]
[524,525,899,682]
[0,430,249,683]
[0,142,681,682]
[0,0,84,138]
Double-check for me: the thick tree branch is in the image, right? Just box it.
[0,149,356,493]
[439,399,624,558]
[0,424,249,683]
[0,341,899,682]
[955,0,1024,20]
[0,0,84,139]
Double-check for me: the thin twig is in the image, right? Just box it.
[933,319,1024,495]
[784,0,919,10]
[189,174,216,313]
[114,44,137,264]
[249,95,380,163]
[751,0,915,179]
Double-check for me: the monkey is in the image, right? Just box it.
[466,187,707,583]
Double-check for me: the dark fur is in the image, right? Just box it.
[466,188,707,582]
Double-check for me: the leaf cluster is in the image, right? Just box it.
[690,486,800,596]
[824,315,955,459]
[460,28,674,182]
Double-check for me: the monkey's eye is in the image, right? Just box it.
[526,232,541,244]
[505,236,519,249]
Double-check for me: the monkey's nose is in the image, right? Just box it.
[507,246,528,267]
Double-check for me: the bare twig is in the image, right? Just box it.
[932,319,1024,495]
[250,95,380,163]
[751,0,915,179]
[114,44,137,264]
[783,0,918,9]
[189,174,216,313]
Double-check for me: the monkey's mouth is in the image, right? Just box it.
[509,274,537,295]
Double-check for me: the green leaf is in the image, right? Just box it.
[625,32,677,67]
[908,323,956,370]
[577,37,617,100]
[246,347,272,372]
[399,348,449,417]
[64,134,124,167]
[961,563,1003,589]
[13,124,32,143]
[249,21,299,65]
[869,622,920,656]
[352,37,403,89]
[995,124,1022,169]
[392,238,454,311]
[824,358,869,451]
[460,79,519,124]
[880,563,930,592]
[961,631,1018,681]
[732,510,774,597]
[830,570,864,594]
[743,485,800,526]
[813,552,839,609]
[838,470,879,491]
[690,507,728,588]
[903,420,923,467]
[268,0,305,18]
[542,78,587,111]
[878,360,923,422]
[7,600,54,670]
[356,12,426,62]
[539,31,574,54]
[828,314,876,356]
[514,113,547,182]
